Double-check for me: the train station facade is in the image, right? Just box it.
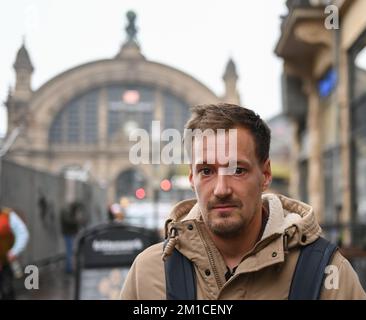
[4,12,241,204]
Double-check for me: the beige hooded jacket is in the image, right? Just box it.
[120,193,366,300]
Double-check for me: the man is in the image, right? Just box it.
[0,206,29,299]
[60,202,85,274]
[120,103,366,299]
[107,203,126,223]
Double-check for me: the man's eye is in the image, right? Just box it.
[235,167,247,175]
[200,168,212,176]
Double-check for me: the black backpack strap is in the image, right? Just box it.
[163,240,196,300]
[289,237,338,300]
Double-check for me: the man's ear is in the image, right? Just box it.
[262,159,272,191]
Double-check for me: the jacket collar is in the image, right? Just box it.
[164,193,322,278]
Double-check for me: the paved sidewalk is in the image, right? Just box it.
[15,260,75,300]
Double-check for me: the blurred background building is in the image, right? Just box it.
[4,0,366,298]
[4,11,241,210]
[0,10,250,298]
[276,0,366,252]
[267,113,292,196]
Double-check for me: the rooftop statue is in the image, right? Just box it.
[126,11,137,42]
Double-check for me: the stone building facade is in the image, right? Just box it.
[275,0,366,246]
[4,12,241,204]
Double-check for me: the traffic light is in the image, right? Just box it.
[160,179,172,192]
[135,188,146,200]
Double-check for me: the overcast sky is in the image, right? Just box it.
[0,0,287,137]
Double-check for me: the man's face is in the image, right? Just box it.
[189,127,272,238]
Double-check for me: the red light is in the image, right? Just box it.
[135,188,146,199]
[160,179,172,192]
[122,90,140,104]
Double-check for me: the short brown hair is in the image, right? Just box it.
[184,103,271,163]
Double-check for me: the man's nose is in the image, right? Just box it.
[213,174,232,198]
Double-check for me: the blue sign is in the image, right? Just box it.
[318,69,337,98]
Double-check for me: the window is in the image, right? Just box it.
[353,47,366,101]
[107,86,154,139]
[49,89,99,145]
[323,148,341,224]
[299,159,308,204]
[350,30,366,230]
[163,92,190,132]
[353,129,366,223]
[49,85,190,146]
[49,112,63,143]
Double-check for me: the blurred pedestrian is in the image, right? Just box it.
[0,206,29,300]
[107,203,125,223]
[60,202,85,274]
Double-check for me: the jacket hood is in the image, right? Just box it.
[162,193,322,260]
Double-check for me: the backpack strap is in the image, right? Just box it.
[163,237,337,300]
[289,237,338,300]
[163,240,196,300]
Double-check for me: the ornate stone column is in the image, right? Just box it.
[305,79,324,222]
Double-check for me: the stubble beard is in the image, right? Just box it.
[207,216,245,238]
[200,195,260,239]
[206,207,255,239]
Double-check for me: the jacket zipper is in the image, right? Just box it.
[218,233,284,296]
[195,222,223,289]
[283,230,289,255]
